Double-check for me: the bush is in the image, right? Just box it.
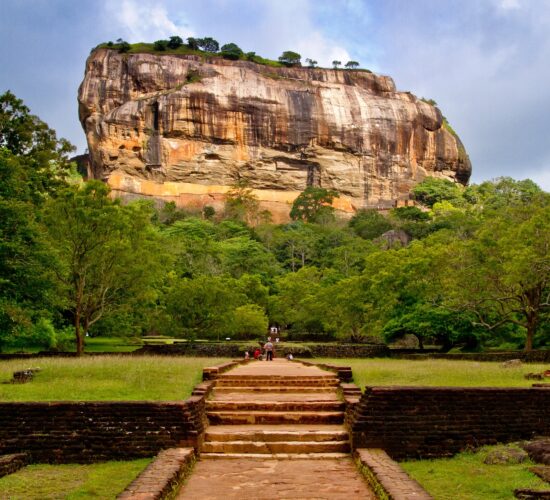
[153,39,169,51]
[221,43,243,60]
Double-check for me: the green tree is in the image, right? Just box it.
[220,43,243,60]
[198,37,219,52]
[349,209,393,240]
[463,177,542,209]
[345,61,360,69]
[43,181,165,355]
[332,60,341,69]
[305,58,317,68]
[116,39,131,53]
[187,37,200,50]
[165,275,245,340]
[412,177,463,208]
[1,91,75,199]
[444,200,550,351]
[278,51,302,66]
[0,92,75,350]
[269,267,326,335]
[224,180,261,224]
[153,39,169,51]
[167,36,184,49]
[290,186,339,223]
[229,304,268,339]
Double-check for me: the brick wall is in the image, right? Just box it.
[350,386,550,459]
[135,343,389,358]
[0,397,207,463]
[393,350,550,363]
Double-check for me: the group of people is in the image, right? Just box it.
[244,332,293,361]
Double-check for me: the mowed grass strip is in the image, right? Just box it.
[0,356,229,401]
[318,358,548,388]
[401,446,547,500]
[0,459,151,500]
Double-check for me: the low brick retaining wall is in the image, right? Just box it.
[350,386,550,459]
[393,350,550,363]
[355,448,432,499]
[0,453,28,478]
[203,360,241,380]
[0,399,207,463]
[299,361,353,381]
[117,448,195,500]
[134,343,389,358]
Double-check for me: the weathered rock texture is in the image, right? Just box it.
[79,49,471,221]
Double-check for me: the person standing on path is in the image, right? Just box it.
[264,339,274,361]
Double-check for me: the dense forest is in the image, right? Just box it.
[1,91,548,354]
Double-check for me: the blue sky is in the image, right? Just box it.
[1,0,549,189]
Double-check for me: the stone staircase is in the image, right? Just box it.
[201,367,350,459]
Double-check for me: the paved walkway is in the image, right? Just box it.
[177,359,375,498]
[224,358,331,377]
[178,457,376,499]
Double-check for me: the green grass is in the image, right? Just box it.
[81,337,143,353]
[401,445,547,499]
[0,459,150,499]
[319,358,548,388]
[0,356,228,401]
[1,336,142,354]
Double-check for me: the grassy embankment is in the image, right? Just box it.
[320,358,548,388]
[401,445,547,499]
[0,459,151,500]
[0,356,228,401]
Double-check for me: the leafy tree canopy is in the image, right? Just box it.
[278,51,302,66]
[290,187,339,223]
[221,43,243,60]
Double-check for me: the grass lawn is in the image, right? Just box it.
[319,358,548,388]
[0,356,228,401]
[401,445,547,499]
[1,336,143,354]
[0,459,150,499]
[82,337,142,352]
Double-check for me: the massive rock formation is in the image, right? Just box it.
[78,48,471,221]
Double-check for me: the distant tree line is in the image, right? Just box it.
[104,37,363,70]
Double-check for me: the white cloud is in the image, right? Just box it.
[102,0,194,42]
[496,0,521,10]
[250,0,351,67]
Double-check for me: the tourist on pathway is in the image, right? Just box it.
[264,339,274,361]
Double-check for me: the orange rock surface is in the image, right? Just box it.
[79,49,471,221]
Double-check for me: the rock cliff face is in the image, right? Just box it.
[78,48,471,221]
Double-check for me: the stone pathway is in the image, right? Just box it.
[178,457,375,499]
[177,359,375,498]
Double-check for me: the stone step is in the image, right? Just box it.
[200,452,351,460]
[206,401,345,412]
[213,386,336,393]
[215,379,340,387]
[205,425,348,443]
[207,410,345,425]
[201,440,350,454]
[219,374,337,379]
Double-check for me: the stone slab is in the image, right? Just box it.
[177,457,376,499]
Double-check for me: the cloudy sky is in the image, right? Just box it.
[1,0,549,188]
